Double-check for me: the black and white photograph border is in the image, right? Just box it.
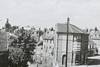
[0,0,100,67]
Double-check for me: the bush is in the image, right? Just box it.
[8,47,29,67]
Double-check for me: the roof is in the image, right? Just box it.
[56,23,87,34]
[42,33,54,40]
[89,30,100,40]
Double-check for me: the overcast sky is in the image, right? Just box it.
[0,0,100,29]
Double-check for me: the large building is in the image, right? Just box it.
[54,20,89,67]
[41,18,89,67]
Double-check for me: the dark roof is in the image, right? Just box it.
[56,23,87,34]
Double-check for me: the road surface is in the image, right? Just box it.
[29,55,100,67]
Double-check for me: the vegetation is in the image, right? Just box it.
[8,30,37,67]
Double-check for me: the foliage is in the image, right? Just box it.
[12,26,19,31]
[8,30,37,67]
[8,47,27,67]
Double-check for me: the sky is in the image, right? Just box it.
[0,0,100,29]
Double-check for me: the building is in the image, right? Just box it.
[41,18,89,67]
[0,31,8,67]
[42,30,55,64]
[54,20,89,67]
[88,40,97,56]
[88,29,100,54]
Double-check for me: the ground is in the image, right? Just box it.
[29,55,100,67]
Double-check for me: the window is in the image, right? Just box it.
[62,55,66,65]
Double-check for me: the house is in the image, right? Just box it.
[54,19,89,67]
[42,30,55,64]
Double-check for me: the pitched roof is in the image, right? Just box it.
[56,23,87,34]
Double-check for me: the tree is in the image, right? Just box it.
[95,27,98,31]
[12,26,19,31]
[50,27,54,31]
[8,47,28,67]
[8,32,36,67]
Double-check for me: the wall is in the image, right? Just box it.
[55,34,73,67]
[55,33,89,67]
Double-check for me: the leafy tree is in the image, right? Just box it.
[8,47,28,67]
[8,32,36,67]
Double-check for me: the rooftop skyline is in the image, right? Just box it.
[0,0,100,29]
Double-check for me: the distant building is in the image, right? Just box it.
[55,22,89,67]
[5,18,11,32]
[88,40,97,56]
[42,30,55,64]
[88,29,100,54]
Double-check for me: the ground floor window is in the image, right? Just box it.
[62,54,66,65]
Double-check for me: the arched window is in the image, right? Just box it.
[62,54,66,65]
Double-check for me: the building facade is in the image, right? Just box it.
[55,23,89,67]
[43,31,55,60]
[41,21,89,67]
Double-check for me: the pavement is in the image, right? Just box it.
[29,64,100,67]
[29,63,52,67]
[72,65,100,67]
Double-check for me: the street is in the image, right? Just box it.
[29,55,100,67]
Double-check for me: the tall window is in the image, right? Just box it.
[62,55,66,65]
